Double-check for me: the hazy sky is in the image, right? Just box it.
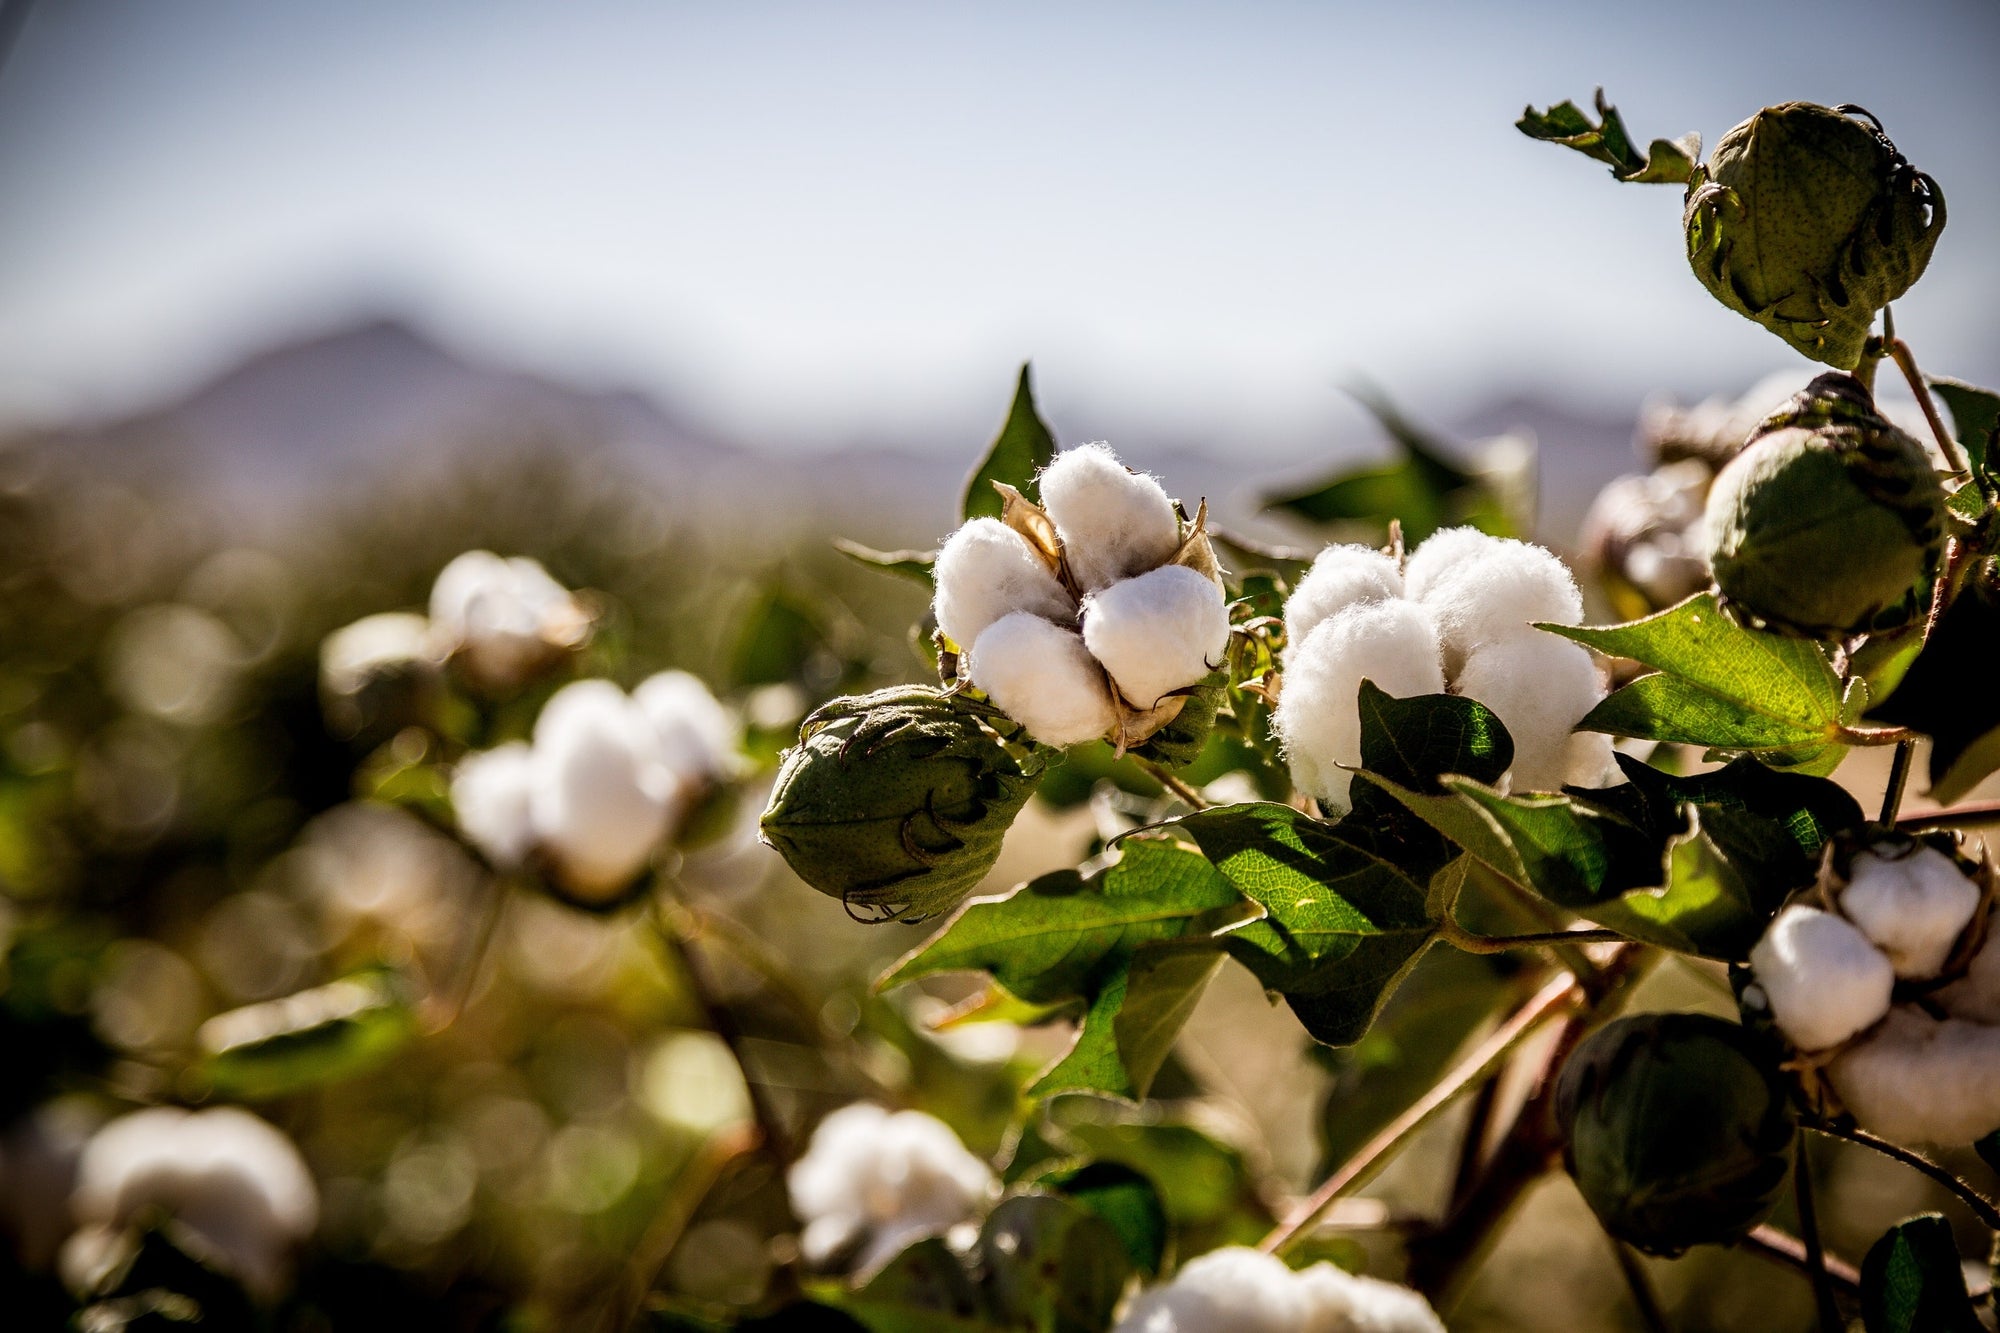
[2,0,1996,456]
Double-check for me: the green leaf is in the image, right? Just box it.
[833,539,937,587]
[1931,377,2000,481]
[1036,1162,1168,1275]
[1861,1214,1982,1333]
[729,585,832,689]
[1518,89,1699,184]
[1035,1109,1270,1246]
[963,364,1059,523]
[839,1239,991,1333]
[1870,581,2000,804]
[1029,946,1226,1102]
[879,839,1250,1005]
[1261,388,1503,545]
[1546,593,1849,767]
[196,972,414,1101]
[980,1193,1133,1333]
[1353,683,1513,794]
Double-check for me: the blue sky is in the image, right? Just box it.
[1,0,1995,456]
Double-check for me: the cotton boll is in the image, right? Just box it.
[787,1104,996,1276]
[1273,600,1446,814]
[1293,1263,1447,1333]
[1939,927,2000,1024]
[968,613,1118,747]
[1406,528,1585,673]
[1452,630,1606,793]
[635,670,741,782]
[1112,1246,1311,1333]
[529,681,678,900]
[428,551,588,690]
[1748,905,1896,1052]
[450,742,539,870]
[1839,845,1982,980]
[1827,1006,2000,1145]
[1565,731,1625,789]
[1082,565,1230,709]
[931,518,1076,650]
[68,1107,317,1301]
[1038,443,1183,591]
[1283,545,1403,659]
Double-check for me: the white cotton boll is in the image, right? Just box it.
[1827,1006,2000,1145]
[1839,845,1982,980]
[1452,630,1606,793]
[1939,925,2000,1024]
[319,612,435,699]
[1565,730,1625,789]
[1038,443,1184,591]
[1282,545,1404,660]
[1082,565,1231,709]
[1292,1263,1447,1333]
[529,680,678,900]
[428,551,588,689]
[1113,1246,1311,1333]
[635,670,741,782]
[968,613,1118,747]
[931,517,1076,650]
[786,1104,997,1276]
[1273,600,1445,814]
[1748,905,1896,1052]
[450,743,540,870]
[68,1107,317,1301]
[1405,528,1585,673]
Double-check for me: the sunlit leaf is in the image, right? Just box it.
[962,364,1059,523]
[833,538,937,587]
[1930,377,2000,482]
[1518,89,1699,184]
[196,972,415,1101]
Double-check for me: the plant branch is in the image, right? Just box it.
[1809,1122,2000,1231]
[1260,969,1584,1256]
[1740,1225,1862,1293]
[1887,336,1968,476]
[1795,1138,1843,1333]
[1880,737,1917,827]
[1901,799,2000,830]
[1135,756,1209,809]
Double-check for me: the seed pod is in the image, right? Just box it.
[759,687,1046,921]
[1684,103,1945,369]
[1704,373,1945,637]
[1557,1012,1795,1257]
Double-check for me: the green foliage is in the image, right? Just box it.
[1518,89,1699,184]
[834,539,938,588]
[1870,578,2000,803]
[729,584,837,690]
[1546,593,1854,773]
[962,365,1060,524]
[1035,1163,1169,1275]
[1860,1214,1983,1333]
[197,971,415,1101]
[1931,378,2000,483]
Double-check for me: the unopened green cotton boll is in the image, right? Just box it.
[1273,599,1445,814]
[759,686,1045,920]
[1685,102,1945,369]
[1557,1012,1795,1257]
[1747,904,1895,1052]
[1081,564,1231,710]
[1452,629,1607,793]
[932,517,1076,651]
[1704,374,1945,638]
[1037,443,1183,592]
[1827,1006,2000,1146]
[1840,843,1982,980]
[1281,544,1403,661]
[1405,527,1584,674]
[969,612,1118,747]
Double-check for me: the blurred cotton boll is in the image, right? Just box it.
[786,1103,998,1276]
[1112,1245,1444,1333]
[427,550,592,695]
[318,611,439,739]
[634,669,743,783]
[64,1106,318,1302]
[528,681,679,902]
[450,742,541,873]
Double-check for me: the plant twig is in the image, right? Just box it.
[1438,920,1624,955]
[1901,799,2000,830]
[1809,1122,2000,1231]
[1741,1225,1862,1293]
[1135,756,1209,809]
[1608,1236,1672,1333]
[1795,1138,1843,1333]
[1880,737,1917,828]
[1260,969,1584,1255]
[1887,336,1968,476]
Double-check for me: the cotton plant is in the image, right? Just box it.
[60,1106,319,1304]
[451,671,743,906]
[1272,527,1618,813]
[785,1103,999,1277]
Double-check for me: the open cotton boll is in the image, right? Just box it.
[787,1104,997,1276]
[969,612,1118,746]
[529,681,678,900]
[1939,927,2000,1024]
[1038,443,1183,591]
[1452,629,1606,793]
[1112,1246,1444,1333]
[1748,905,1896,1051]
[1839,844,1982,980]
[428,550,588,689]
[1273,600,1445,814]
[1405,528,1584,673]
[1828,1006,2000,1145]
[68,1107,317,1301]
[635,670,741,782]
[1282,545,1404,660]
[449,742,539,870]
[1082,564,1230,709]
[1292,1263,1448,1333]
[1565,731,1624,789]
[931,517,1076,650]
